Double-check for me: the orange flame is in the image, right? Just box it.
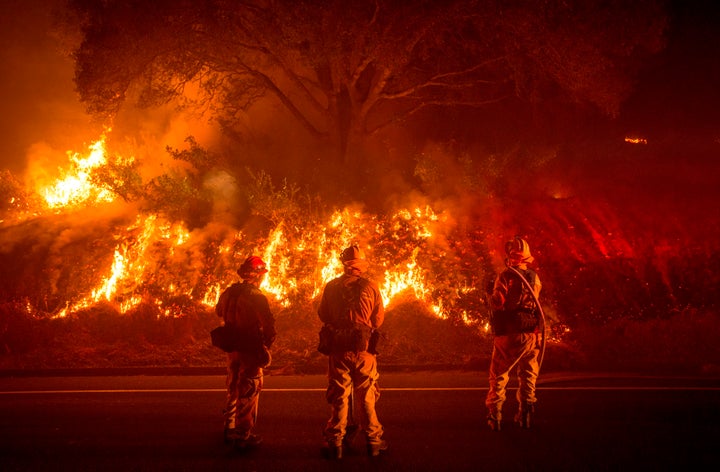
[624,136,647,144]
[33,133,464,322]
[39,134,130,210]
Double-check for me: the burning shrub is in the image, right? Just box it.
[1,170,40,222]
[1,130,719,373]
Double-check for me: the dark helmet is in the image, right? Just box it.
[340,244,369,273]
[237,256,268,278]
[340,245,365,264]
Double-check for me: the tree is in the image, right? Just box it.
[67,0,667,166]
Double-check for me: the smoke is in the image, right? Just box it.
[204,170,243,226]
[2,0,719,331]
[0,0,101,175]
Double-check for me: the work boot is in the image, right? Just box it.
[487,412,502,431]
[234,432,263,451]
[325,444,343,460]
[223,427,239,445]
[367,439,388,457]
[514,403,535,429]
[344,423,360,449]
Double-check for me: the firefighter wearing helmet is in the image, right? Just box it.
[215,255,276,450]
[317,245,387,459]
[486,237,542,431]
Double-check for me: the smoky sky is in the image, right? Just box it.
[0,0,98,175]
[0,0,718,325]
[1,0,719,179]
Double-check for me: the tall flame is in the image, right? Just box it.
[30,133,465,322]
[40,134,128,209]
[260,225,293,307]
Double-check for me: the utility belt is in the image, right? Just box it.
[318,324,380,355]
[491,308,539,336]
[211,324,264,354]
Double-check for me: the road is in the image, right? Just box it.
[1,371,719,471]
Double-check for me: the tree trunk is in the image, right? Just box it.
[337,85,353,165]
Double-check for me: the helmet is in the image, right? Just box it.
[505,237,534,264]
[340,245,365,264]
[340,244,369,273]
[237,256,268,278]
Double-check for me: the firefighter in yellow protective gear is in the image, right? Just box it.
[318,245,387,459]
[215,256,276,449]
[486,237,542,431]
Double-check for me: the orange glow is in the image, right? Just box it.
[381,247,442,315]
[55,214,193,318]
[34,133,458,322]
[260,225,294,307]
[624,136,648,144]
[38,133,134,210]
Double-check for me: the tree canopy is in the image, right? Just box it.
[67,0,667,166]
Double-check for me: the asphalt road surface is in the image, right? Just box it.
[1,370,719,471]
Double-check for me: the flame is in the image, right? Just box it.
[260,225,293,306]
[624,136,647,144]
[381,247,441,315]
[56,214,193,317]
[56,205,450,318]
[93,247,128,302]
[26,132,472,324]
[39,134,131,210]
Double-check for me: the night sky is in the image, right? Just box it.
[0,0,96,174]
[0,0,718,182]
[619,0,720,143]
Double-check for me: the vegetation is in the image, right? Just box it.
[66,0,666,170]
[2,139,719,375]
[2,298,719,375]
[1,1,717,375]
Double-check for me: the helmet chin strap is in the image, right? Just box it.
[504,260,547,371]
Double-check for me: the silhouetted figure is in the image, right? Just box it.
[486,238,542,431]
[318,245,387,459]
[215,256,276,450]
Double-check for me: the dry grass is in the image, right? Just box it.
[1,300,719,375]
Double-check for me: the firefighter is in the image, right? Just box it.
[318,245,387,459]
[486,237,542,431]
[215,255,276,449]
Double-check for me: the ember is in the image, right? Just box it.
[624,137,648,144]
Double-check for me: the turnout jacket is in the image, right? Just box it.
[490,266,542,335]
[318,274,384,331]
[491,266,541,313]
[216,282,276,348]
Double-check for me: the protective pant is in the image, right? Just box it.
[224,351,263,437]
[485,332,540,418]
[324,351,383,447]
